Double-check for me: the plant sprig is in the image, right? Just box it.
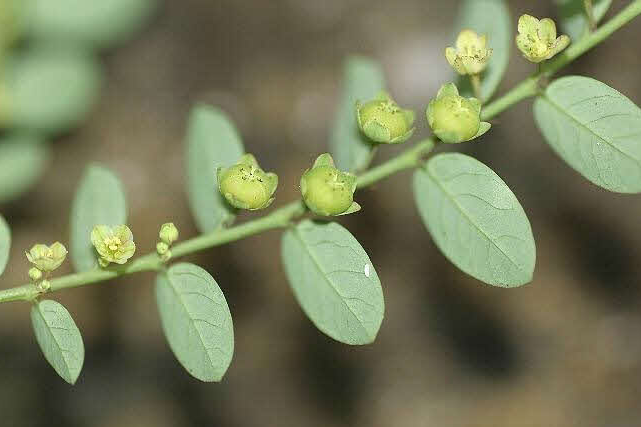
[1,0,640,384]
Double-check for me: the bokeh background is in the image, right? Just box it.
[2,0,641,426]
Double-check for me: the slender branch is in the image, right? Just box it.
[1,0,640,304]
[584,0,596,32]
[483,0,641,120]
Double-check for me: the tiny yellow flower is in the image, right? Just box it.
[218,154,278,210]
[426,83,491,144]
[445,29,493,75]
[91,225,136,267]
[300,153,360,216]
[516,14,570,63]
[356,92,415,144]
[25,242,67,272]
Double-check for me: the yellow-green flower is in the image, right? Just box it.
[91,225,136,267]
[218,154,278,210]
[426,83,491,144]
[516,14,570,63]
[300,153,360,216]
[356,92,415,144]
[25,242,67,272]
[159,222,179,245]
[445,29,493,75]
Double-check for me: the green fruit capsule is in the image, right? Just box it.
[356,92,415,144]
[300,153,360,216]
[426,83,491,144]
[218,154,278,210]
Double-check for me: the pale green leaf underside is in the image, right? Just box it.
[413,153,536,287]
[330,56,385,172]
[454,0,511,101]
[0,134,50,203]
[281,220,384,344]
[0,215,10,275]
[155,263,234,382]
[4,48,102,135]
[186,104,245,233]
[25,0,156,49]
[70,164,127,271]
[534,76,641,193]
[558,0,612,42]
[31,300,85,385]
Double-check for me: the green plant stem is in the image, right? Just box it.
[470,74,482,100]
[584,0,596,31]
[1,1,640,304]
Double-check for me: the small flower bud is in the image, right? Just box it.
[29,267,43,282]
[426,83,491,144]
[91,225,136,267]
[218,154,278,210]
[445,29,493,75]
[25,242,67,272]
[160,250,172,263]
[300,153,361,216]
[356,92,415,144]
[38,279,51,292]
[516,14,570,63]
[156,242,169,256]
[159,222,179,245]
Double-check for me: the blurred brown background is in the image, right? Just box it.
[2,0,641,426]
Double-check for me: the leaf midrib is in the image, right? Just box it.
[34,304,76,381]
[164,270,218,375]
[290,228,373,341]
[539,93,641,166]
[424,167,527,276]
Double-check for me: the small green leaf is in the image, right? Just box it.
[534,76,641,193]
[22,0,156,49]
[0,134,50,203]
[70,164,127,271]
[186,104,245,233]
[1,48,102,135]
[454,0,511,101]
[557,0,612,41]
[155,263,234,382]
[330,56,385,172]
[0,215,10,275]
[281,220,384,344]
[31,300,85,385]
[413,153,536,287]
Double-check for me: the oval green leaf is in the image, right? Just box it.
[23,0,156,49]
[413,153,536,287]
[70,164,127,271]
[330,56,385,172]
[31,300,85,385]
[558,0,612,41]
[534,76,641,193]
[454,0,511,101]
[155,263,234,382]
[281,220,384,345]
[186,104,245,233]
[0,134,50,203]
[2,48,102,135]
[0,215,10,275]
